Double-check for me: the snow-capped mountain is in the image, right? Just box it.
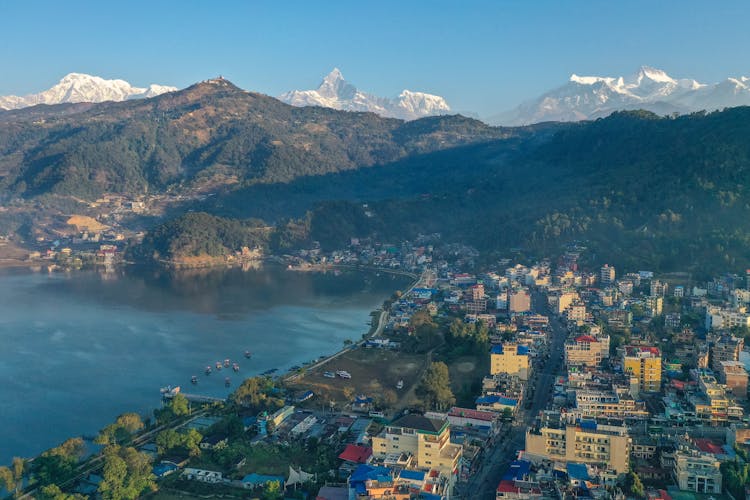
[279,68,450,120]
[490,66,750,126]
[0,73,178,110]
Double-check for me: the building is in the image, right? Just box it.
[446,407,501,436]
[564,301,587,325]
[600,264,616,287]
[705,307,750,331]
[673,447,722,493]
[564,334,610,367]
[650,279,668,297]
[509,290,531,313]
[644,296,663,317]
[623,346,662,394]
[490,344,531,381]
[573,389,649,420]
[708,333,744,372]
[371,414,462,480]
[525,416,630,474]
[719,360,748,400]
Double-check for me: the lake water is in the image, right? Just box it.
[0,264,409,464]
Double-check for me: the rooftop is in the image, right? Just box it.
[389,414,447,434]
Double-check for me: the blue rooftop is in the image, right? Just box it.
[567,463,590,480]
[476,395,518,406]
[503,460,531,481]
[400,469,426,481]
[350,464,393,484]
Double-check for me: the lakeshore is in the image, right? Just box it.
[0,264,410,464]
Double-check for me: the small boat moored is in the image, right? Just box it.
[232,363,240,372]
[215,361,223,370]
[224,358,230,368]
[205,366,212,375]
[244,350,252,358]
[191,375,198,385]
[225,377,231,387]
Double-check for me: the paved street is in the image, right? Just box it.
[457,290,567,499]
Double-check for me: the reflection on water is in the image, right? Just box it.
[0,264,408,464]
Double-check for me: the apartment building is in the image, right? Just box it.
[623,346,662,394]
[565,334,610,368]
[490,343,531,381]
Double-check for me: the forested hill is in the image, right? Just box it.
[190,107,750,274]
[0,77,511,199]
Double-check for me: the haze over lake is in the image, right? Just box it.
[0,265,409,463]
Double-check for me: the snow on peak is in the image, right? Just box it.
[279,68,450,120]
[490,66,750,126]
[0,73,178,110]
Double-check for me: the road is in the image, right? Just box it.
[457,290,568,500]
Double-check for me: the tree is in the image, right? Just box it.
[96,413,144,445]
[170,394,190,417]
[416,362,455,410]
[623,471,645,499]
[38,484,87,500]
[98,446,155,500]
[262,480,283,500]
[32,439,84,487]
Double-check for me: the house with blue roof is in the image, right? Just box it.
[476,394,518,413]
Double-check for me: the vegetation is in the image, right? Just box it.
[622,471,645,498]
[130,212,269,263]
[231,376,285,411]
[416,361,456,410]
[155,429,203,457]
[0,80,508,199]
[721,446,750,500]
[31,438,85,487]
[95,413,145,445]
[154,393,191,425]
[98,445,156,500]
[0,457,25,497]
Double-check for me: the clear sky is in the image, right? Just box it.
[1,0,749,116]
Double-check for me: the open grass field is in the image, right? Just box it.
[287,347,431,412]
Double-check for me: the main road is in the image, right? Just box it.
[457,290,568,500]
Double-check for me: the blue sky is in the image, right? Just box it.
[1,0,749,115]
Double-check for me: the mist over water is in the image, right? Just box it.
[0,265,408,464]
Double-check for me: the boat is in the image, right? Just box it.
[205,366,212,375]
[191,375,198,385]
[244,350,252,358]
[215,361,222,370]
[224,358,230,368]
[232,363,240,372]
[224,377,231,387]
[336,370,352,379]
[396,380,404,390]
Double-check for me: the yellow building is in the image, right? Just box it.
[371,415,462,480]
[525,417,630,474]
[623,346,662,394]
[564,334,610,367]
[490,343,531,381]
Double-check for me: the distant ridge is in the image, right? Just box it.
[0,73,178,110]
[489,66,750,125]
[279,68,451,120]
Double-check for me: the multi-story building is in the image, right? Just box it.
[564,334,610,367]
[623,346,662,394]
[573,389,649,420]
[525,414,630,474]
[673,447,722,493]
[705,307,750,331]
[644,296,663,317]
[600,264,616,287]
[490,344,531,381]
[708,333,744,372]
[719,360,748,400]
[650,279,668,297]
[564,301,587,325]
[371,414,462,480]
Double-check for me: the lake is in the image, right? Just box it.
[0,264,410,464]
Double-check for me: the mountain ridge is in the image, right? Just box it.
[490,66,750,125]
[279,68,451,120]
[0,73,178,111]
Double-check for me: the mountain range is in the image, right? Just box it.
[490,66,750,125]
[278,68,451,120]
[0,73,177,110]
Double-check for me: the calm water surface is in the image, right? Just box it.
[0,265,409,463]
